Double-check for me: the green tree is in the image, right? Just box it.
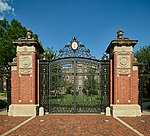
[135,44,150,73]
[41,47,57,60]
[65,81,73,94]
[0,18,38,66]
[83,67,98,95]
[135,44,150,98]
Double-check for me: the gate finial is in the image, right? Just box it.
[117,28,123,39]
[102,52,108,60]
[26,29,33,39]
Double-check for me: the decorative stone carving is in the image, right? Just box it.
[117,55,130,68]
[19,56,32,68]
[113,46,132,52]
[19,69,32,74]
[12,66,17,71]
[17,46,36,52]
[117,69,130,74]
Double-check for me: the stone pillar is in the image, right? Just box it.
[106,29,141,117]
[8,29,44,116]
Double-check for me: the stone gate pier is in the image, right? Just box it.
[106,29,141,116]
[8,30,44,116]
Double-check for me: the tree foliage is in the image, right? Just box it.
[83,67,98,95]
[0,18,38,65]
[135,44,150,98]
[135,44,150,73]
[41,47,57,60]
[65,81,73,94]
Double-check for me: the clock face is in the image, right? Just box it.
[72,42,78,50]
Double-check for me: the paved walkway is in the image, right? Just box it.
[0,114,150,136]
[0,101,150,136]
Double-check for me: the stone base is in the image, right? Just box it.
[8,104,39,116]
[110,104,141,117]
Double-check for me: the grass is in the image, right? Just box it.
[0,93,7,97]
[143,98,150,102]
[49,93,99,107]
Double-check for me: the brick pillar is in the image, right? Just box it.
[8,29,44,116]
[106,29,141,117]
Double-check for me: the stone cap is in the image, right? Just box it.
[106,29,138,53]
[13,29,44,53]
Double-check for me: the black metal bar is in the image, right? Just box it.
[39,39,110,114]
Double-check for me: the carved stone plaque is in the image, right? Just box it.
[19,69,32,74]
[19,56,32,68]
[117,55,130,68]
[117,69,130,74]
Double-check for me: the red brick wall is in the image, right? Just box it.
[132,68,139,104]
[110,49,139,105]
[11,52,38,104]
[11,69,19,104]
[113,52,117,104]
[110,59,113,104]
[37,60,40,104]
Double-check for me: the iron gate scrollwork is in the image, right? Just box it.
[0,64,11,111]
[40,37,109,113]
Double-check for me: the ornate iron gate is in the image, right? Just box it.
[40,37,109,113]
[138,71,150,111]
[0,64,11,111]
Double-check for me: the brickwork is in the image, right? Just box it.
[132,67,139,104]
[8,29,44,116]
[106,29,141,116]
[11,67,19,104]
[109,59,113,104]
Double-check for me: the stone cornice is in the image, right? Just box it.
[106,39,138,54]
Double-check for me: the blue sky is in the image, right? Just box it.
[1,0,150,59]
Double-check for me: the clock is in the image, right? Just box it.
[71,42,78,50]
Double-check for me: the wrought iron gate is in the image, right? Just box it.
[138,71,150,111]
[40,37,109,113]
[0,64,11,111]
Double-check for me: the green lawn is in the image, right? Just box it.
[0,93,7,97]
[50,93,99,107]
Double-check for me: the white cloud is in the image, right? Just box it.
[0,0,15,19]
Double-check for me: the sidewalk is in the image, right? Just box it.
[0,114,149,136]
[0,102,149,136]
